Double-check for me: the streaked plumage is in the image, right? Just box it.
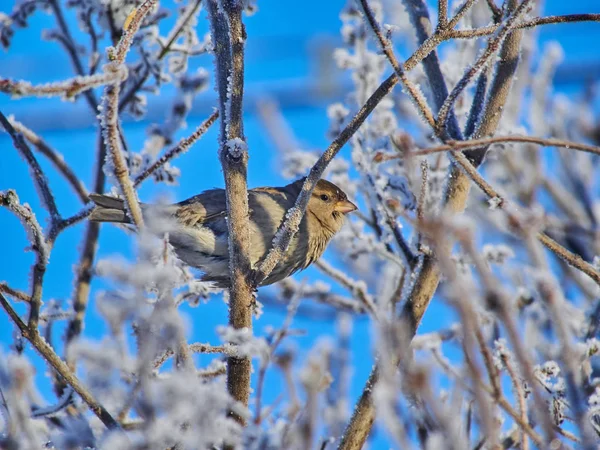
[89,178,357,287]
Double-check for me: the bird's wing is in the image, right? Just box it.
[175,189,228,227]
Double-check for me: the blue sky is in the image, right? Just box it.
[1,0,599,447]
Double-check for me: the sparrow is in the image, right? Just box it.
[89,178,357,287]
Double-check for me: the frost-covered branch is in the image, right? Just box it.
[9,116,89,203]
[451,13,600,39]
[99,1,158,229]
[376,134,600,161]
[451,150,600,284]
[0,190,48,330]
[207,0,253,423]
[314,259,377,316]
[358,0,435,128]
[134,109,218,187]
[0,69,127,100]
[0,111,60,223]
[153,342,234,370]
[0,292,119,430]
[0,283,30,303]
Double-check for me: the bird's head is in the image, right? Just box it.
[307,179,357,235]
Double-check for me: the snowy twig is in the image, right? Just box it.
[153,342,234,370]
[119,0,204,110]
[502,353,529,450]
[402,0,472,139]
[0,70,127,100]
[0,190,48,331]
[376,135,600,161]
[0,111,60,223]
[451,151,600,284]
[450,13,600,39]
[314,259,377,316]
[134,109,219,187]
[100,1,158,229]
[0,283,30,303]
[9,117,89,203]
[157,0,204,60]
[0,292,120,430]
[359,0,435,128]
[431,344,546,447]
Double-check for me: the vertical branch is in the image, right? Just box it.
[66,0,157,369]
[207,0,253,422]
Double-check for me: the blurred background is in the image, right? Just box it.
[1,0,599,446]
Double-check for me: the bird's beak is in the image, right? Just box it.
[334,199,358,214]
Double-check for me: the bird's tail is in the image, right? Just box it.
[88,194,132,223]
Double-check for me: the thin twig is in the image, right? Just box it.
[451,151,600,284]
[359,0,436,128]
[314,260,377,316]
[100,1,158,228]
[153,343,233,370]
[378,134,600,161]
[0,190,48,331]
[9,117,89,203]
[0,292,119,430]
[134,109,219,187]
[450,13,600,39]
[0,111,60,222]
[502,354,529,450]
[0,70,127,100]
[0,283,30,303]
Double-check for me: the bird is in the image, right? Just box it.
[89,178,357,287]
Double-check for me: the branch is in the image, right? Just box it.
[0,190,48,331]
[450,151,600,284]
[401,0,473,139]
[359,0,435,128]
[451,13,600,39]
[153,342,233,370]
[0,292,120,430]
[9,117,89,203]
[0,69,127,100]
[0,283,30,303]
[252,73,399,286]
[0,111,60,223]
[66,0,158,368]
[119,0,204,111]
[314,260,377,316]
[133,109,219,187]
[46,0,99,110]
[502,353,529,450]
[100,2,158,229]
[207,0,253,424]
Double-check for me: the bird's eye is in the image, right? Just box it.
[320,194,330,202]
